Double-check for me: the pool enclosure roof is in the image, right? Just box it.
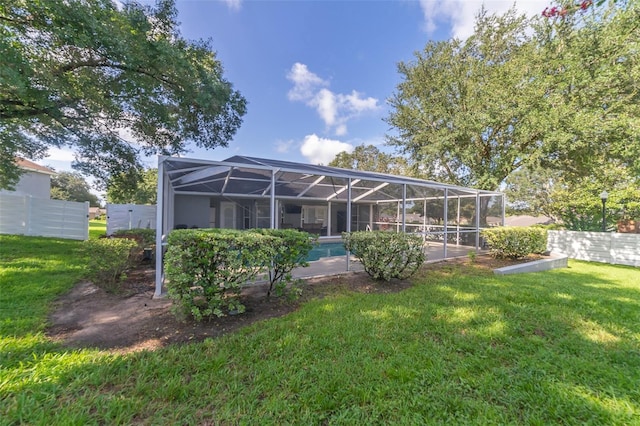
[161,155,502,202]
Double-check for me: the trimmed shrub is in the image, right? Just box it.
[164,229,275,321]
[342,231,426,281]
[112,228,156,246]
[253,229,316,297]
[82,238,138,292]
[481,227,548,259]
[112,228,156,260]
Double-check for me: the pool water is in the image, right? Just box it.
[306,242,347,261]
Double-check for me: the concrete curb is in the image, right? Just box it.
[494,252,568,275]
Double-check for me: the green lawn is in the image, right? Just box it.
[89,219,106,239]
[1,234,639,424]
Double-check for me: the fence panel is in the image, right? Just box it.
[548,230,640,267]
[0,194,88,240]
[106,203,156,235]
[0,194,27,235]
[611,233,640,267]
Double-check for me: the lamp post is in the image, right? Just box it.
[599,191,608,232]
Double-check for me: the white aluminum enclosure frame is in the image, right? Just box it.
[154,155,504,297]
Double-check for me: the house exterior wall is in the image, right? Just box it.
[174,195,210,229]
[0,171,51,199]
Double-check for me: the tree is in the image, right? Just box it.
[329,144,407,175]
[386,3,639,191]
[0,0,246,190]
[534,1,640,179]
[546,164,640,231]
[386,8,549,191]
[505,161,640,230]
[51,171,100,206]
[504,165,560,219]
[505,1,640,225]
[107,168,157,204]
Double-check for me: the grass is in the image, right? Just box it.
[89,219,107,239]
[1,234,640,424]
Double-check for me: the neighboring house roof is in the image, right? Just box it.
[16,158,56,176]
[486,216,503,226]
[504,215,553,227]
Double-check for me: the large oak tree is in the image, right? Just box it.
[535,1,639,177]
[0,0,246,190]
[386,2,639,192]
[386,7,549,191]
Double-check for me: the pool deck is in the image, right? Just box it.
[293,243,481,280]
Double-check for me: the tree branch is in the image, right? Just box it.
[0,100,51,119]
[54,59,179,89]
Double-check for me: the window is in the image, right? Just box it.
[302,205,327,225]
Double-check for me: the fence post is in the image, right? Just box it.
[84,201,90,240]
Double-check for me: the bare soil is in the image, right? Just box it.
[46,255,536,354]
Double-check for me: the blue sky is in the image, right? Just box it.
[44,0,549,174]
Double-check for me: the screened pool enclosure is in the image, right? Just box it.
[154,155,504,296]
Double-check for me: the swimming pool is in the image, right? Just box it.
[306,242,347,261]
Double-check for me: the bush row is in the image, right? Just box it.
[481,227,547,259]
[164,228,315,321]
[342,231,425,281]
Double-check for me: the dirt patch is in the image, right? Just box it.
[46,254,536,353]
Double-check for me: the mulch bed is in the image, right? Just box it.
[46,254,539,353]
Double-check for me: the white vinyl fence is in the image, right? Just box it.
[548,230,640,267]
[106,203,156,235]
[0,193,89,240]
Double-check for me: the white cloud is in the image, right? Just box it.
[342,90,378,114]
[313,89,337,127]
[222,0,242,11]
[300,134,354,165]
[287,63,328,102]
[287,63,379,136]
[275,139,294,154]
[335,124,348,137]
[419,0,549,40]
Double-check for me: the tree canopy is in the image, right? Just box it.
[106,168,157,204]
[535,1,639,178]
[386,2,639,192]
[50,171,100,207]
[0,0,246,190]
[386,7,548,190]
[329,145,407,175]
[505,161,640,230]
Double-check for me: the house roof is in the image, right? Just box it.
[16,158,56,175]
[160,155,503,204]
